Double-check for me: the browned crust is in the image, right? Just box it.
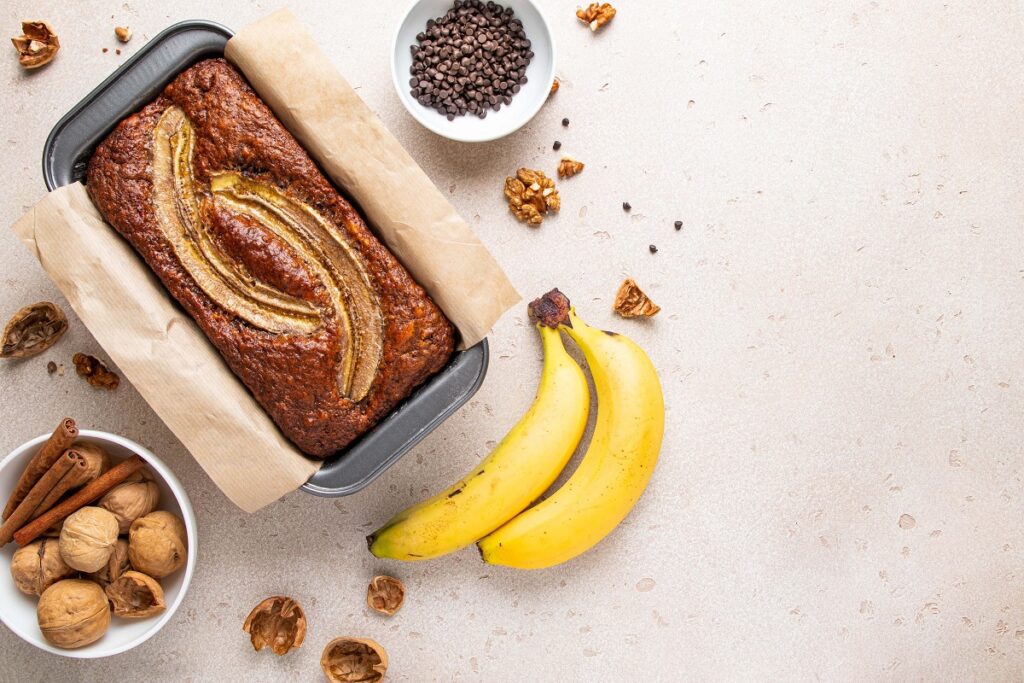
[86,59,454,458]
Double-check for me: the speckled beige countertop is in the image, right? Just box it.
[1,1,1022,681]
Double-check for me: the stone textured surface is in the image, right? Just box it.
[1,1,1022,680]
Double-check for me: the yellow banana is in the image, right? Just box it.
[367,323,589,561]
[478,306,664,569]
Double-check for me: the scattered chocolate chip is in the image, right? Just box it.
[562,117,570,126]
[409,0,533,120]
[46,360,57,374]
[553,140,562,150]
[623,202,631,211]
[674,220,683,230]
[649,244,658,254]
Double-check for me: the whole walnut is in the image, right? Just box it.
[98,470,159,533]
[59,506,119,573]
[37,579,111,649]
[10,538,76,596]
[128,511,187,578]
[86,538,129,587]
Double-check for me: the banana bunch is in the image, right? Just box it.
[368,289,664,569]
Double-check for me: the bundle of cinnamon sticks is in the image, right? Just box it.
[0,418,146,548]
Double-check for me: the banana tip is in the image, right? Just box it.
[528,289,572,328]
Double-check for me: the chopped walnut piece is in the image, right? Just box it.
[557,157,585,178]
[72,353,120,390]
[1,302,68,359]
[613,278,661,318]
[577,3,616,32]
[366,575,405,616]
[11,21,60,68]
[114,26,131,42]
[549,78,560,95]
[504,168,560,226]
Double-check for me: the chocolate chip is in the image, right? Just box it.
[649,244,658,253]
[562,117,570,126]
[623,202,632,211]
[553,140,562,150]
[674,220,683,230]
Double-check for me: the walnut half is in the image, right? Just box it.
[1,301,67,359]
[576,3,616,32]
[243,596,307,656]
[105,570,165,618]
[11,21,60,69]
[504,168,560,226]
[367,575,404,616]
[613,278,661,318]
[321,637,388,683]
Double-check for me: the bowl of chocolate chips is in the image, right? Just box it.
[392,0,555,142]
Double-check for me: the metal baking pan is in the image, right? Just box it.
[41,19,489,497]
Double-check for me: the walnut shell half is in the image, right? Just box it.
[321,637,388,683]
[11,21,60,69]
[1,301,67,359]
[366,575,404,616]
[105,571,165,618]
[243,596,306,655]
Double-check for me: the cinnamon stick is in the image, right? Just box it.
[33,445,106,514]
[0,451,81,547]
[2,417,77,520]
[13,455,145,547]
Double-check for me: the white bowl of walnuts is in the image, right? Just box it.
[0,424,196,658]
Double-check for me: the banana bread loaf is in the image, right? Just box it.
[86,58,454,458]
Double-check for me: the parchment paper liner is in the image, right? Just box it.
[11,9,518,512]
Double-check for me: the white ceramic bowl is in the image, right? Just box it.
[0,429,196,658]
[391,0,556,142]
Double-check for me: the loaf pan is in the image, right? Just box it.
[41,19,489,497]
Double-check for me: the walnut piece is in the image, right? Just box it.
[366,575,404,616]
[1,301,68,359]
[557,157,585,178]
[11,21,60,69]
[37,579,110,649]
[106,571,165,618]
[613,278,661,318]
[114,26,132,42]
[243,596,307,655]
[72,352,120,390]
[321,637,388,683]
[59,506,119,573]
[504,168,560,226]
[128,510,187,578]
[11,538,76,596]
[577,3,616,32]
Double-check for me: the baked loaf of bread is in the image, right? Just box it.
[87,59,454,458]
